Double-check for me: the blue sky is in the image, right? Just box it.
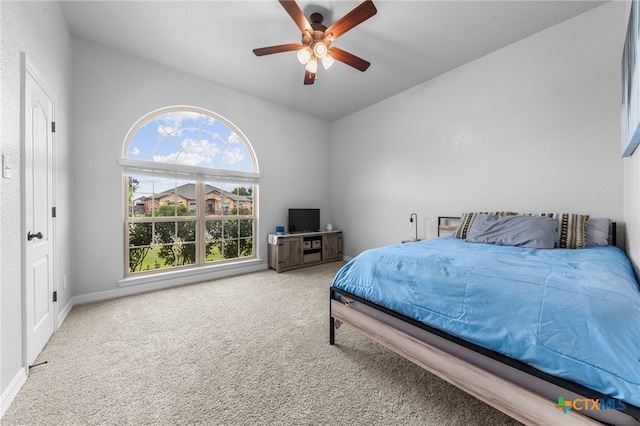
[126,111,255,203]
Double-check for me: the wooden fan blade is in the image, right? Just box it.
[304,70,316,85]
[279,0,311,34]
[328,47,370,72]
[325,0,377,40]
[253,43,304,56]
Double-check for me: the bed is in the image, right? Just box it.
[329,213,640,425]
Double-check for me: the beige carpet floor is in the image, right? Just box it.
[3,262,520,425]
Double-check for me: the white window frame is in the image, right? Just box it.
[119,106,260,284]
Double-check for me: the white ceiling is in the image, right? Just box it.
[59,0,606,122]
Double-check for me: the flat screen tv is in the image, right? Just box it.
[288,208,320,233]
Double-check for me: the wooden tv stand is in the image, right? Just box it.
[267,231,343,273]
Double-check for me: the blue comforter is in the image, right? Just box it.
[332,236,640,407]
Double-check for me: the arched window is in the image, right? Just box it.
[120,106,258,275]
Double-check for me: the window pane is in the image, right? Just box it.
[177,221,196,242]
[224,241,239,259]
[154,246,173,270]
[128,175,154,217]
[154,179,195,217]
[205,220,221,239]
[222,219,237,239]
[155,222,176,243]
[205,220,222,263]
[206,241,222,262]
[220,184,236,215]
[239,219,254,238]
[201,120,253,173]
[127,121,158,161]
[204,184,222,216]
[203,182,254,216]
[129,246,152,273]
[150,177,173,217]
[238,238,253,258]
[173,242,197,266]
[238,195,253,215]
[129,222,153,247]
[233,184,253,215]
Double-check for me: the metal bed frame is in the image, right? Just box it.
[329,218,637,425]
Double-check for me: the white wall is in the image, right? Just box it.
[332,2,631,258]
[71,38,332,298]
[0,0,73,415]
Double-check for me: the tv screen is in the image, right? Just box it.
[288,208,320,233]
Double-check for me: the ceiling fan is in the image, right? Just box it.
[253,0,377,85]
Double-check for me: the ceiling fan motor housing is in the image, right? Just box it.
[302,13,331,56]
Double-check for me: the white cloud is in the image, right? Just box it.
[153,151,213,167]
[155,111,202,136]
[179,138,220,153]
[221,148,245,165]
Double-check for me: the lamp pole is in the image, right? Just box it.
[410,213,418,241]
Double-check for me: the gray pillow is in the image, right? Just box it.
[586,217,611,246]
[465,214,558,248]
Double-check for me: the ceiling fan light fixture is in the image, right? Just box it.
[321,55,335,70]
[312,41,328,58]
[305,58,318,73]
[297,46,312,64]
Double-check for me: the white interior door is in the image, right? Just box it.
[24,57,55,366]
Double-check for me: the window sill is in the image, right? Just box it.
[118,258,266,288]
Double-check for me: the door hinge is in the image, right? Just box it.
[53,291,57,302]
[51,122,56,133]
[52,207,56,218]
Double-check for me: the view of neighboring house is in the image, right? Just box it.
[132,183,253,216]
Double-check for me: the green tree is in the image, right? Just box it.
[154,204,197,267]
[128,177,141,215]
[231,187,252,197]
[156,204,189,217]
[129,222,152,272]
[128,177,139,201]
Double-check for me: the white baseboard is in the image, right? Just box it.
[0,367,27,419]
[57,297,74,327]
[72,262,268,305]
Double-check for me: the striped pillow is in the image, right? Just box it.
[538,213,590,249]
[453,211,519,239]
